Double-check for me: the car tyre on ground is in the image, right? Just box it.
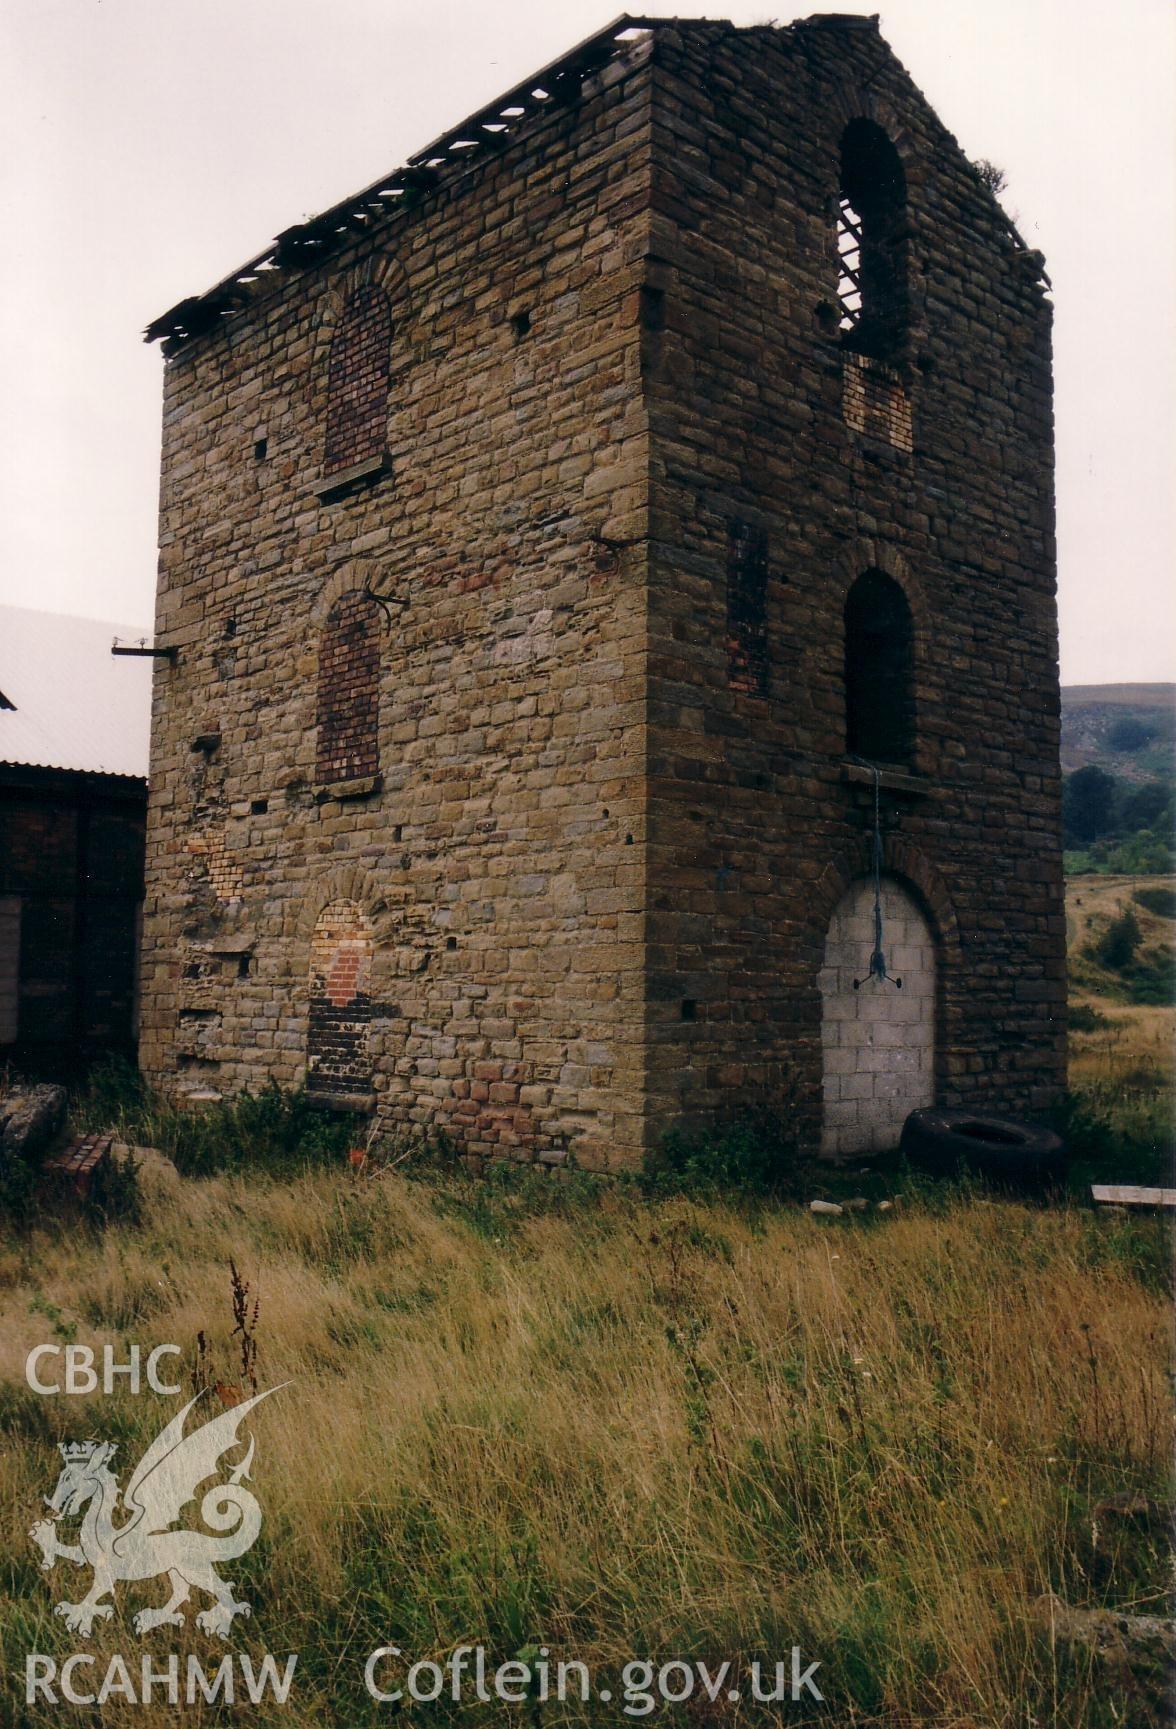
[900,1107,1067,1189]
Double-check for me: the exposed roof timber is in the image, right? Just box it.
[144,13,664,355]
[143,10,1041,355]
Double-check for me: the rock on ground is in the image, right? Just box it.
[0,1085,67,1162]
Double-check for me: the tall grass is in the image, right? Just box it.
[1,1165,1170,1727]
[69,1058,361,1178]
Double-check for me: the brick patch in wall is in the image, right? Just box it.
[316,591,380,785]
[843,353,913,453]
[323,286,392,475]
[726,521,769,695]
[307,899,374,1099]
[186,828,243,903]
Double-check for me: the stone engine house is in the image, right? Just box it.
[140,14,1065,1167]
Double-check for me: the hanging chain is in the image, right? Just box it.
[853,763,902,990]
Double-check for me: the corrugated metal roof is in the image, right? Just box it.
[0,606,152,779]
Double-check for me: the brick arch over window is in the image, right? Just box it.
[844,568,915,766]
[316,589,381,787]
[836,118,910,360]
[323,285,392,474]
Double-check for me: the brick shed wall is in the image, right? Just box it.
[140,36,656,1166]
[641,21,1064,1149]
[0,773,145,1055]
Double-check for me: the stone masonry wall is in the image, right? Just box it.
[140,35,657,1167]
[142,17,1065,1166]
[641,21,1064,1152]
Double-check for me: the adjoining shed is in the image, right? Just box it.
[0,608,150,1064]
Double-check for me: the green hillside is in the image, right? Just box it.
[1060,686,1174,875]
[1061,684,1175,783]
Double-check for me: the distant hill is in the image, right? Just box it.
[1060,684,1175,784]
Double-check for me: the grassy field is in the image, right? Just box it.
[0,879,1171,1728]
[1,1162,1172,1728]
[1063,875,1174,1193]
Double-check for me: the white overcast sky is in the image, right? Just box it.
[1,0,1173,685]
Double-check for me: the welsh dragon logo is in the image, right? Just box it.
[29,1387,283,1639]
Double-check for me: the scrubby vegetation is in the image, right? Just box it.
[1064,874,1174,1192]
[2,1158,1171,1728]
[1063,764,1174,875]
[70,1059,363,1179]
[1068,875,1176,1010]
[0,877,1171,1726]
[1133,884,1176,920]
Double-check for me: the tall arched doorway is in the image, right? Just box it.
[819,876,936,1157]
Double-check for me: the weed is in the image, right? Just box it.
[0,1151,40,1228]
[229,1258,261,1392]
[70,1064,359,1178]
[639,1109,803,1200]
[1054,1090,1175,1191]
[83,1145,141,1226]
[1133,884,1176,919]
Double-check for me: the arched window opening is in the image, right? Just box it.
[837,120,908,361]
[316,591,380,787]
[323,286,392,475]
[844,569,914,766]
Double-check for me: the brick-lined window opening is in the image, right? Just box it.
[316,592,380,786]
[323,286,392,474]
[844,569,915,766]
[726,521,769,695]
[837,119,908,361]
[307,899,374,1099]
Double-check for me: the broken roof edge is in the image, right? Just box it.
[144,12,671,354]
[144,10,1040,355]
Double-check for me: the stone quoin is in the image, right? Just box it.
[139,14,1065,1166]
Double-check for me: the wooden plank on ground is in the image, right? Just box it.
[1091,1184,1176,1210]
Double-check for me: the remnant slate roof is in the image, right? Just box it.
[0,606,152,779]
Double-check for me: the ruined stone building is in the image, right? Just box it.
[139,14,1064,1166]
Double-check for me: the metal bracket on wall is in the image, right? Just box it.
[111,639,177,661]
[362,588,408,624]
